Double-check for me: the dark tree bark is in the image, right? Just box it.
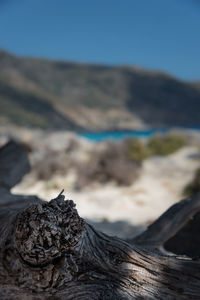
[0,141,200,299]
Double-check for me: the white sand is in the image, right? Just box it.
[13,146,199,232]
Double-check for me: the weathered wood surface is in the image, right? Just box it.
[0,141,30,189]
[0,141,200,299]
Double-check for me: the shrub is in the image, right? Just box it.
[127,139,149,162]
[147,134,186,156]
[75,141,141,189]
[183,168,200,196]
[33,151,70,180]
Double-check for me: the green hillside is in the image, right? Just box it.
[0,49,200,131]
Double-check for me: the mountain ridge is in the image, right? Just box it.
[0,48,200,131]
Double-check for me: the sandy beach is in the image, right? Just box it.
[12,143,200,238]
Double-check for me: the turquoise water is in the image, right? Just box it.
[79,129,168,142]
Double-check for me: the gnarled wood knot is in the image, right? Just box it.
[15,193,85,266]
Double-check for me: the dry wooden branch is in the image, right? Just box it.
[0,140,30,189]
[0,141,200,299]
[131,193,200,250]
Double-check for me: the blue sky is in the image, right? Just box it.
[0,0,200,80]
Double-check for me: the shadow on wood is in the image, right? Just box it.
[0,141,200,299]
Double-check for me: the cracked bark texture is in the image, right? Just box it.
[0,141,200,299]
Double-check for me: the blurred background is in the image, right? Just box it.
[0,0,200,238]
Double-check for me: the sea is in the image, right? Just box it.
[79,127,200,142]
[79,129,167,142]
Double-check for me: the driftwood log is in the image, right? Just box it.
[1,141,200,299]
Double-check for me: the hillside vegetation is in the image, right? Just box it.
[1,49,200,131]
